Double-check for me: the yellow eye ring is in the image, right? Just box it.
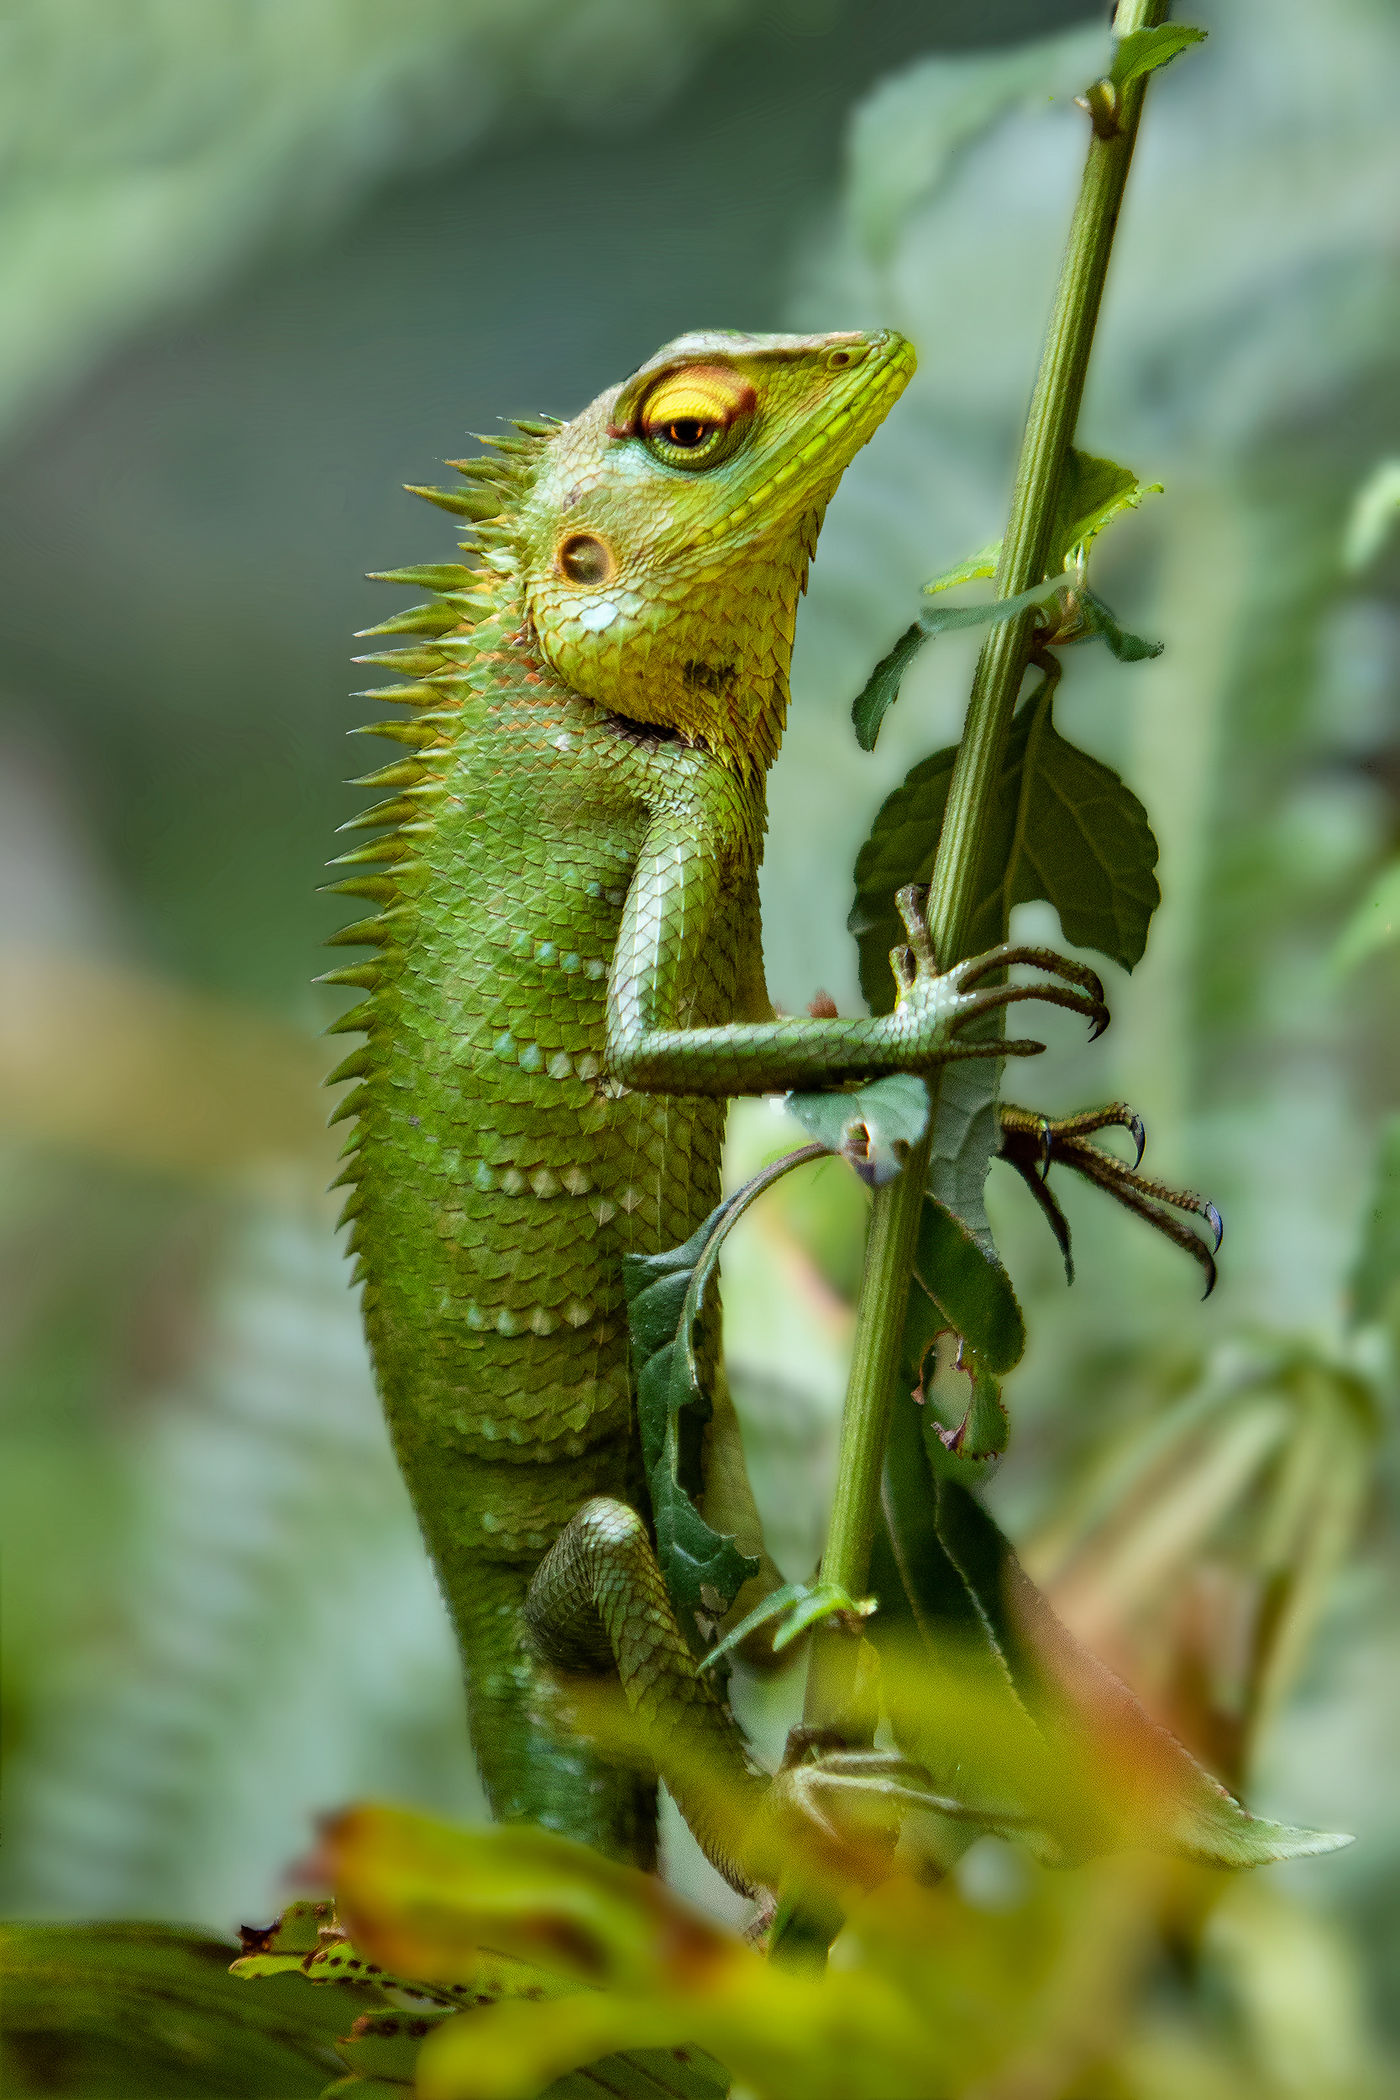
[637,365,755,473]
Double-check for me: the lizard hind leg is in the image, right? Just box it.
[524,1498,769,1895]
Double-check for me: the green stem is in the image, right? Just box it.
[803,0,1171,1735]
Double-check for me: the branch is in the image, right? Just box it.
[801,0,1175,1740]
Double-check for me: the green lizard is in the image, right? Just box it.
[322,330,1109,1895]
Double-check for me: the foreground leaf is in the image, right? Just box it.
[854,450,1161,746]
[922,451,1160,598]
[852,573,1064,748]
[876,1402,1351,1869]
[785,1073,928,1185]
[625,1154,824,1639]
[324,1808,933,2100]
[0,1922,365,2098]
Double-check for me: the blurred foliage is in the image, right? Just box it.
[0,0,1398,2093]
[0,0,820,445]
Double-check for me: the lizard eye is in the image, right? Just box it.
[638,365,755,473]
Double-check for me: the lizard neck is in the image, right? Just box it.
[521,507,824,779]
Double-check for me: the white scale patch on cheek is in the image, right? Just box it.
[577,600,619,631]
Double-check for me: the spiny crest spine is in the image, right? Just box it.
[324,415,556,1212]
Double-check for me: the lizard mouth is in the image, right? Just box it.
[689,331,915,550]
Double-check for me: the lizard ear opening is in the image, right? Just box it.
[557,533,615,585]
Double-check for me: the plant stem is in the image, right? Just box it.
[803,0,1171,1735]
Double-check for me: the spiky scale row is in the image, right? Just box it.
[404,482,504,522]
[356,602,461,640]
[352,646,452,677]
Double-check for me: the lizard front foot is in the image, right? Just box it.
[885,884,1110,1065]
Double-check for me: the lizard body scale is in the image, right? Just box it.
[324,330,1105,1892]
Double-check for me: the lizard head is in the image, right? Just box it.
[514,329,915,769]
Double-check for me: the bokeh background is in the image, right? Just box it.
[2,0,1398,2087]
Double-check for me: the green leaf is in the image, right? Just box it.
[923,453,1161,604]
[908,1196,1025,1377]
[1106,24,1207,93]
[0,1923,366,2099]
[1067,584,1163,662]
[1332,858,1400,975]
[1351,1114,1400,1327]
[924,1059,1003,1252]
[1051,449,1160,566]
[699,1578,870,1674]
[850,621,924,753]
[875,1404,1350,1869]
[625,1154,822,1639]
[853,449,1161,747]
[851,678,1160,997]
[852,574,1065,749]
[785,1073,929,1185]
[920,540,1000,595]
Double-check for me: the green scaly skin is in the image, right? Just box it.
[324,330,1107,1893]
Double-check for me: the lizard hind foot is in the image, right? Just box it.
[763,1734,1025,1893]
[999,1101,1222,1295]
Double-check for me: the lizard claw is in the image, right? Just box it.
[893,883,938,973]
[999,1102,1223,1296]
[948,942,1110,1049]
[882,911,1109,1069]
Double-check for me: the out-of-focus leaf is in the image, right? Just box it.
[1203,1878,1385,2100]
[851,679,1161,994]
[785,1073,928,1186]
[878,1401,1350,1868]
[1351,1115,1400,1326]
[844,25,1106,265]
[1342,457,1400,572]
[1332,859,1400,975]
[0,0,793,440]
[1029,1339,1381,1785]
[0,1922,364,2098]
[0,946,328,1177]
[626,1156,827,1640]
[1106,25,1208,93]
[325,1806,931,2100]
